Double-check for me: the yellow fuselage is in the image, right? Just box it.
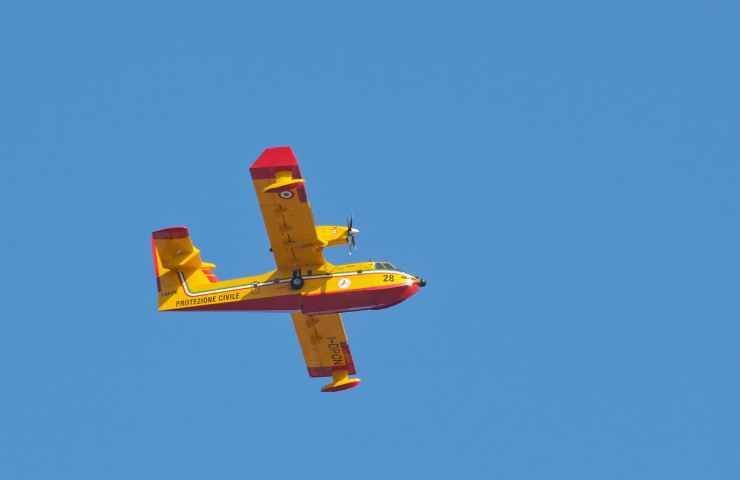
[158,261,423,315]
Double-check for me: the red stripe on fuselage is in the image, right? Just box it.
[170,283,420,314]
[302,283,420,314]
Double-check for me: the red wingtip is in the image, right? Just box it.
[152,226,190,239]
[250,146,302,179]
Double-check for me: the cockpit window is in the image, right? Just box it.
[374,262,397,270]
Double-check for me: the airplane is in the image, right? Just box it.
[151,146,426,392]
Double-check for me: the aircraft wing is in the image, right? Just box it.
[291,312,357,378]
[250,147,325,270]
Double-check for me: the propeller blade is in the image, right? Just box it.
[346,215,357,255]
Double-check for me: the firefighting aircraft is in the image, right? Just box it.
[151,146,425,392]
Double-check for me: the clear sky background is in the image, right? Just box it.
[1,1,738,478]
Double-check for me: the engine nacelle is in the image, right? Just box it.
[316,225,351,248]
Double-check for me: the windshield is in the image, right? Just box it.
[374,262,397,270]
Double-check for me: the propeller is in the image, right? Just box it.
[346,215,359,255]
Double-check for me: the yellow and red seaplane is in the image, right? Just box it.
[151,147,426,392]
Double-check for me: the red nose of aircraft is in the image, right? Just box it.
[375,276,426,310]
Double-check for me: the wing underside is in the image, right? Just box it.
[253,147,361,392]
[291,312,357,377]
[250,147,324,270]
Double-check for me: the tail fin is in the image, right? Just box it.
[151,226,218,309]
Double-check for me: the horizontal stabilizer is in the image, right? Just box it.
[151,226,219,307]
[152,226,214,271]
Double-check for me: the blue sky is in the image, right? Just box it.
[1,1,738,478]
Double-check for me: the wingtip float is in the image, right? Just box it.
[151,146,426,392]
